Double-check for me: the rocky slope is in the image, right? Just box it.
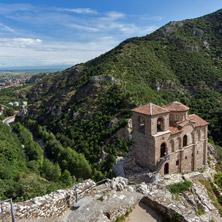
[2,162,222,222]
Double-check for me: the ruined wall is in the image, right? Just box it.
[141,196,188,222]
[0,180,95,220]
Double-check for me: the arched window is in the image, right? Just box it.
[164,163,169,174]
[138,116,145,134]
[160,143,166,158]
[183,135,187,147]
[157,117,164,132]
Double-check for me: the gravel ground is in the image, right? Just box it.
[126,202,162,222]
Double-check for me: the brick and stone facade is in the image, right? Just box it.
[131,101,208,175]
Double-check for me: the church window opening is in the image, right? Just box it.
[164,163,169,174]
[157,117,164,132]
[183,135,188,147]
[138,116,145,134]
[176,160,179,166]
[160,143,166,158]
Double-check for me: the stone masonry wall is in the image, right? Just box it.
[141,196,188,222]
[0,180,96,220]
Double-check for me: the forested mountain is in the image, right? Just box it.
[16,9,222,181]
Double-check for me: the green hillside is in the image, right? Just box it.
[17,9,222,180]
[0,122,70,201]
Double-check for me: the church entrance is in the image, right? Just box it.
[164,163,169,174]
[160,143,166,158]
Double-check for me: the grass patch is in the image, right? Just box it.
[97,196,104,202]
[166,181,193,194]
[198,208,205,215]
[115,208,132,222]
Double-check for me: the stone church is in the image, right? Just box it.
[131,101,208,175]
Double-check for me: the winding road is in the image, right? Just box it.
[2,115,15,126]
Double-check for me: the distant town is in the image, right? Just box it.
[0,75,31,89]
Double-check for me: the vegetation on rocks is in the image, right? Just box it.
[166,181,193,194]
[200,180,222,216]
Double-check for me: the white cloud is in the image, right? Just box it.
[106,11,125,19]
[0,37,118,67]
[0,3,33,14]
[58,8,97,15]
[0,38,42,48]
[0,3,161,67]
[0,23,16,34]
[69,24,99,32]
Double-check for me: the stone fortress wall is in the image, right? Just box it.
[0,180,96,220]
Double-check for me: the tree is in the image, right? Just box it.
[51,163,61,182]
[60,170,73,186]
[42,159,54,180]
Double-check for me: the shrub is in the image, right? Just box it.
[166,181,193,194]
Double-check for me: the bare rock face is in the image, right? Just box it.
[107,118,119,129]
[183,44,200,52]
[192,28,204,38]
[114,119,132,141]
[160,21,183,39]
[203,40,210,50]
[155,80,186,94]
[169,21,184,28]
[90,75,118,83]
[113,147,148,179]
[73,111,80,120]
[16,108,28,118]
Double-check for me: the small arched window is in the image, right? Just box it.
[157,117,164,132]
[164,163,169,174]
[183,135,187,147]
[138,116,145,134]
[160,143,166,158]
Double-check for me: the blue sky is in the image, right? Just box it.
[0,0,221,69]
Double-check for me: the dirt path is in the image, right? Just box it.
[126,202,162,222]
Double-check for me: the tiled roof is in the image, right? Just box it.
[187,114,209,127]
[132,103,169,116]
[169,126,182,135]
[178,120,190,127]
[163,101,189,112]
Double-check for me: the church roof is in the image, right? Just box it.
[163,101,189,112]
[132,103,169,116]
[177,120,191,128]
[169,126,182,135]
[187,114,209,127]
